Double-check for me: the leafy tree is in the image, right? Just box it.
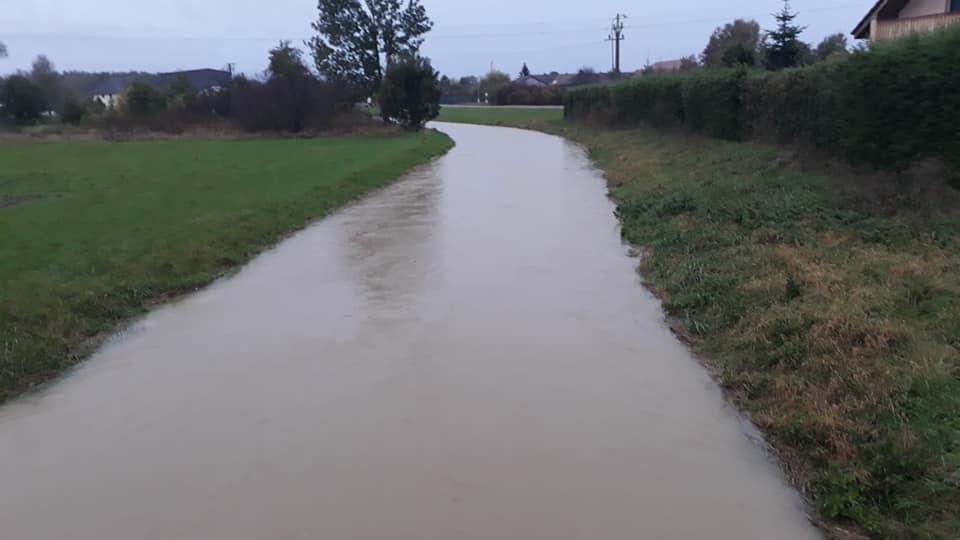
[165,74,196,109]
[263,41,328,132]
[377,54,440,130]
[30,55,60,109]
[59,96,88,124]
[310,0,432,97]
[722,41,758,67]
[0,41,6,58]
[122,80,166,116]
[679,56,700,72]
[478,70,510,101]
[763,0,808,70]
[268,41,310,80]
[520,63,531,78]
[815,33,850,62]
[702,19,761,68]
[0,76,46,124]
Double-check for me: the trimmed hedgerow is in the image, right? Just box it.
[609,74,685,127]
[680,69,745,140]
[566,26,960,173]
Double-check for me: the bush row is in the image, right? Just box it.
[494,84,563,106]
[566,26,960,172]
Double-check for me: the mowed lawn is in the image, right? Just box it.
[0,131,452,400]
[437,105,563,127]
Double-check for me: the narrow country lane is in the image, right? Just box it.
[0,123,820,540]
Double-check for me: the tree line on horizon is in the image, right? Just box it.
[0,0,445,131]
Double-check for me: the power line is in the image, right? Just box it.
[607,13,627,74]
[0,3,867,43]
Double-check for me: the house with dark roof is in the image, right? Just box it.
[87,69,232,108]
[853,0,960,40]
[514,71,612,89]
[515,74,559,87]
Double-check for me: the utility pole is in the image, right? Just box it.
[607,13,627,74]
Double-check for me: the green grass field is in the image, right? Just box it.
[437,105,563,127]
[443,107,960,538]
[0,131,452,401]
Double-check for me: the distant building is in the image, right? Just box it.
[632,59,685,78]
[87,69,232,108]
[853,0,960,40]
[513,71,611,89]
[515,74,557,87]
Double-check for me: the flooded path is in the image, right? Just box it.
[0,123,819,539]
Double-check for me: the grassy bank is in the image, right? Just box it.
[448,112,960,537]
[0,131,453,401]
[437,105,563,126]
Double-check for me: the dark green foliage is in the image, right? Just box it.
[763,1,808,70]
[563,84,612,121]
[681,69,745,140]
[520,63,531,78]
[439,75,479,104]
[0,41,7,58]
[721,41,758,67]
[378,55,441,130]
[609,75,684,127]
[740,63,843,146]
[59,96,88,124]
[165,74,196,108]
[30,55,62,110]
[567,26,960,173]
[815,33,850,62]
[494,84,562,106]
[122,80,167,117]
[0,75,47,124]
[701,19,762,68]
[310,0,433,97]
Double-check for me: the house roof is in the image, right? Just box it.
[85,69,231,97]
[852,0,912,38]
[651,59,684,72]
[157,69,231,91]
[516,74,557,86]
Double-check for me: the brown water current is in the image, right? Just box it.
[0,123,821,540]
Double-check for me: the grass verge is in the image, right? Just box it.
[437,105,563,126]
[1,130,453,402]
[447,112,960,538]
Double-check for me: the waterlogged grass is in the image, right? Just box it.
[437,105,563,127]
[447,110,960,538]
[570,127,960,539]
[0,131,453,401]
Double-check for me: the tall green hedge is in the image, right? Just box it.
[566,26,960,172]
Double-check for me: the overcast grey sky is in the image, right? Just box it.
[1,0,869,77]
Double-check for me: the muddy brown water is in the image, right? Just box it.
[0,123,820,540]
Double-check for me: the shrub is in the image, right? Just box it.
[121,81,167,117]
[565,25,960,173]
[231,75,337,133]
[610,74,684,127]
[740,63,843,146]
[494,84,562,106]
[0,75,47,125]
[564,85,612,121]
[59,96,88,124]
[378,55,441,130]
[680,69,745,140]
